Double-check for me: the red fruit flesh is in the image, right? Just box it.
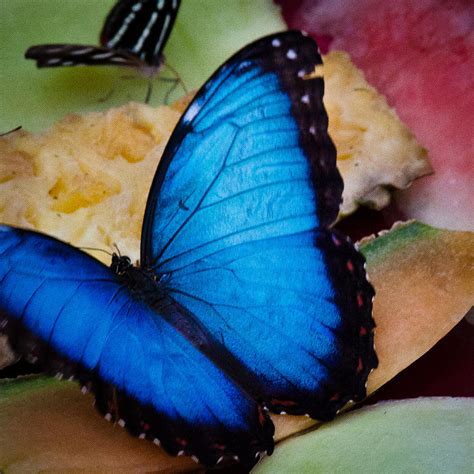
[279,0,474,231]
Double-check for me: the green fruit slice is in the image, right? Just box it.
[254,398,474,473]
[0,0,284,132]
[0,376,197,472]
[1,221,472,471]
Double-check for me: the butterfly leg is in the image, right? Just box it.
[145,77,154,104]
[159,77,181,105]
[162,62,188,94]
[98,87,115,104]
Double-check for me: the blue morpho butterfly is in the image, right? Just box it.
[1,31,377,468]
[25,0,183,103]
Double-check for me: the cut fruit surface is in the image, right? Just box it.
[255,398,474,473]
[283,0,474,231]
[323,52,431,216]
[0,51,430,265]
[1,221,472,470]
[0,376,197,472]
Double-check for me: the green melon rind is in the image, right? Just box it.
[254,398,474,473]
[0,0,284,132]
[360,220,439,263]
[0,375,63,401]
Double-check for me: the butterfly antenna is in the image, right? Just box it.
[113,243,122,257]
[78,246,114,257]
[0,126,22,137]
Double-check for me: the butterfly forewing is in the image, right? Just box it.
[141,31,377,420]
[25,44,140,68]
[0,226,273,466]
[101,0,181,65]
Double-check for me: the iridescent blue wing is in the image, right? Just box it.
[0,226,273,466]
[141,31,377,420]
[101,0,180,66]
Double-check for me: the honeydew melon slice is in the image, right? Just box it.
[255,398,474,473]
[0,376,197,473]
[1,221,472,471]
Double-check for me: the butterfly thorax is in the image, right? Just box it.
[110,253,213,351]
[110,254,166,306]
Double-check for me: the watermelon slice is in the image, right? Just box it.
[1,221,472,470]
[280,0,474,231]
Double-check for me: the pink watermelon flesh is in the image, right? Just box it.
[279,0,474,231]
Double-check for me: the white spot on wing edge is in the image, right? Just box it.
[272,38,281,47]
[301,94,310,104]
[287,49,297,60]
[183,101,201,123]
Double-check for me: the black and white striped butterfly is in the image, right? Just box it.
[25,0,182,102]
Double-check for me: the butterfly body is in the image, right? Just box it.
[2,31,377,467]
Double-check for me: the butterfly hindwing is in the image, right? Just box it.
[0,226,273,466]
[141,31,377,420]
[25,0,180,69]
[101,0,180,65]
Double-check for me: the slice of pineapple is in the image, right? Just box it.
[323,51,432,216]
[0,102,183,265]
